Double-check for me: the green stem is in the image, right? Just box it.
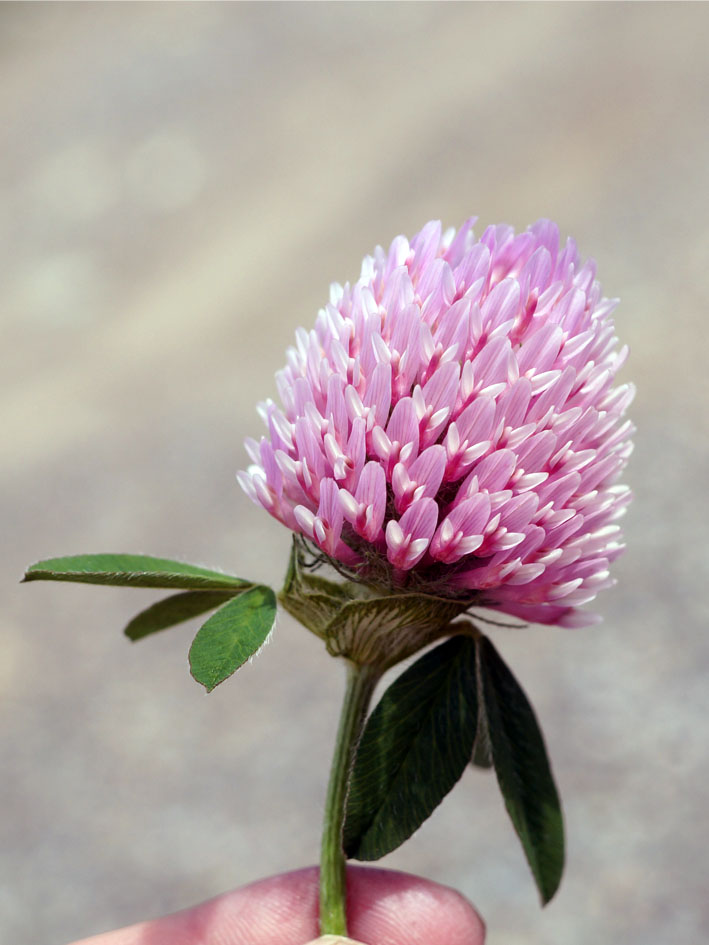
[320,661,380,936]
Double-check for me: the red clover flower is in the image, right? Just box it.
[239,218,634,629]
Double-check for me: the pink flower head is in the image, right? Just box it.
[238,219,634,628]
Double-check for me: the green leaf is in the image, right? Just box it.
[124,591,237,641]
[23,554,252,591]
[344,635,478,861]
[477,635,565,904]
[189,585,277,692]
[471,710,493,769]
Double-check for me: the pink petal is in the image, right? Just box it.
[326,374,348,440]
[481,278,521,332]
[474,449,517,491]
[386,497,439,569]
[517,324,564,375]
[410,445,447,496]
[386,397,420,454]
[409,220,443,281]
[444,216,476,267]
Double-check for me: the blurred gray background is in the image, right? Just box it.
[2,4,708,944]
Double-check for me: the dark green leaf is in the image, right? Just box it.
[23,554,252,591]
[471,709,493,769]
[477,635,565,904]
[344,635,478,861]
[124,591,236,641]
[189,585,277,692]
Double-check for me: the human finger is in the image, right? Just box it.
[70,865,485,945]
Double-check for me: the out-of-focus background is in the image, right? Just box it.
[3,4,708,944]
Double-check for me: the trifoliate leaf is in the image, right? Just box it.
[344,634,478,860]
[189,585,277,692]
[477,635,565,904]
[23,554,251,591]
[471,712,493,769]
[124,591,237,641]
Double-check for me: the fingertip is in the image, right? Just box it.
[346,866,485,945]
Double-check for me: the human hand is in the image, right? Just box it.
[70,865,485,945]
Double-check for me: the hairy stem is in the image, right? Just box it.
[319,661,379,936]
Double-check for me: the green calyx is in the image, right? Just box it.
[278,537,468,671]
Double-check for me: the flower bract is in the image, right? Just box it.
[238,218,633,628]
